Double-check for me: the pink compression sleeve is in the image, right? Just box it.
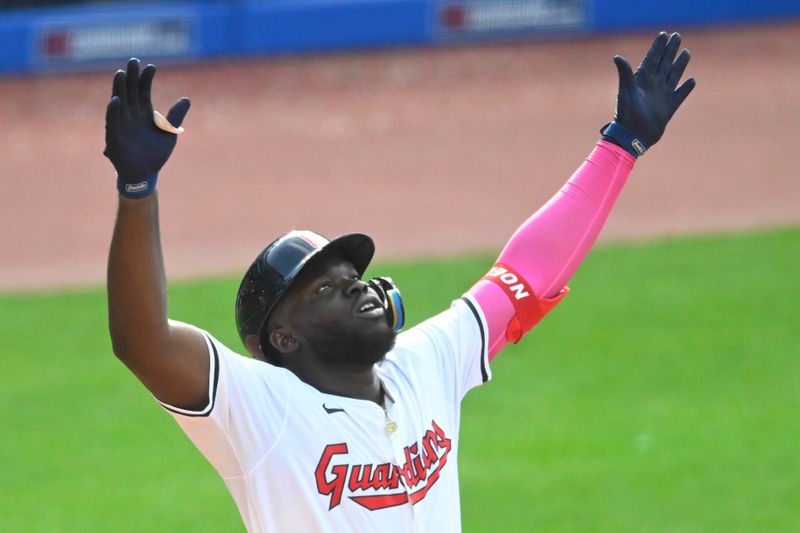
[467,140,635,360]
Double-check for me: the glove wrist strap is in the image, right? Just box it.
[600,121,648,158]
[117,174,158,199]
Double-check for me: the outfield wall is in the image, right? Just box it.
[1,0,799,75]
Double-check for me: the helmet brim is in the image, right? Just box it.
[321,233,375,277]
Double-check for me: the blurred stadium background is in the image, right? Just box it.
[1,1,798,531]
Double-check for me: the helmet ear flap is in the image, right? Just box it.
[367,277,405,332]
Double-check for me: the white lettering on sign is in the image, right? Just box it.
[487,266,529,300]
[440,0,586,34]
[40,20,192,63]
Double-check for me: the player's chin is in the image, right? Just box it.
[357,328,397,365]
[347,319,394,348]
[321,322,396,367]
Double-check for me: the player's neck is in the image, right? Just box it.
[294,362,384,405]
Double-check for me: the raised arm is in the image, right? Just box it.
[468,32,696,359]
[105,59,208,409]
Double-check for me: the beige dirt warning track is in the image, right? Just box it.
[1,22,798,290]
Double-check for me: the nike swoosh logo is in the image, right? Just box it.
[322,404,345,415]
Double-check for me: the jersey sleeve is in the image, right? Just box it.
[386,294,490,404]
[157,330,291,478]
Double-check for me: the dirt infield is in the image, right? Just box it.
[1,22,798,290]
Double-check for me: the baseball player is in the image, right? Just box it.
[104,32,695,532]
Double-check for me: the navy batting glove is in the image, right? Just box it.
[104,58,190,198]
[603,32,696,158]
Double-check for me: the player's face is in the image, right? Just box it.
[284,252,396,367]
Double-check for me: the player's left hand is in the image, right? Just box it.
[610,32,696,151]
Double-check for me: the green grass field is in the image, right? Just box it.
[2,228,798,531]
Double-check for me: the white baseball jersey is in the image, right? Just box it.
[159,295,491,532]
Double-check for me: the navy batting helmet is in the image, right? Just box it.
[235,230,375,358]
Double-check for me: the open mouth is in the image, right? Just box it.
[356,296,385,319]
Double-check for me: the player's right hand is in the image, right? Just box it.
[104,58,190,194]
